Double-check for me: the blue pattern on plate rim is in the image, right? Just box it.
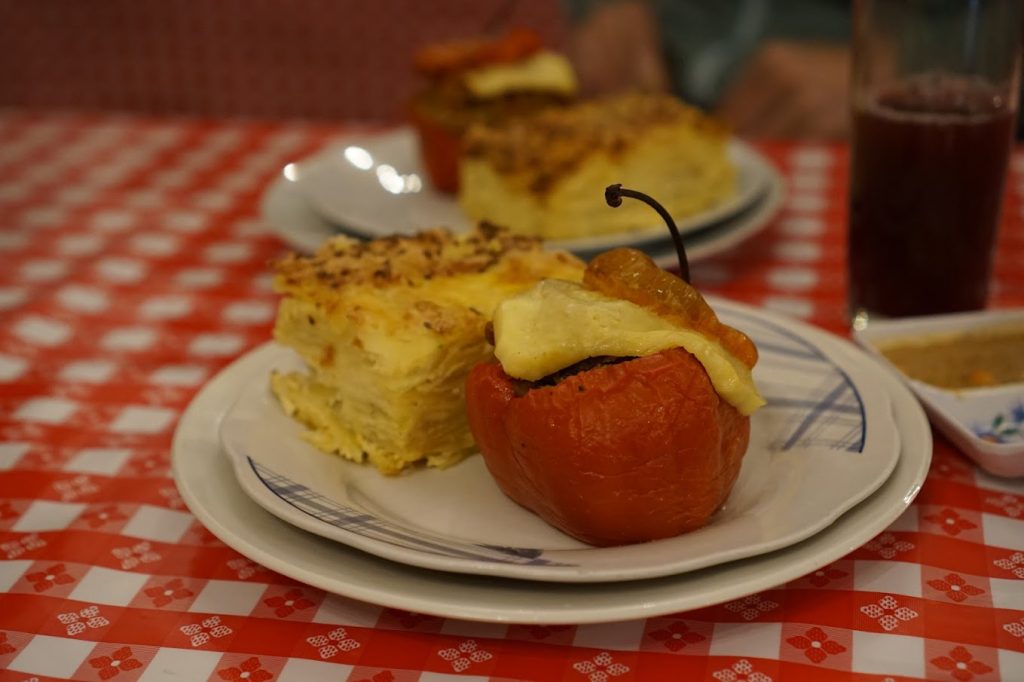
[972,402,1024,444]
[247,310,870,564]
[728,309,867,453]
[247,457,566,566]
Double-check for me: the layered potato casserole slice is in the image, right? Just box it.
[270,224,583,475]
[459,92,736,239]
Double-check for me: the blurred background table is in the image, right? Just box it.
[0,111,1022,681]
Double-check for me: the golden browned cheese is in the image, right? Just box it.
[459,93,736,239]
[270,224,584,474]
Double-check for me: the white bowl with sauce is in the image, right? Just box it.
[853,308,1024,477]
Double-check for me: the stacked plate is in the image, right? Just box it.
[259,127,786,264]
[171,298,931,624]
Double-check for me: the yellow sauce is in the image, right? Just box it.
[879,324,1024,389]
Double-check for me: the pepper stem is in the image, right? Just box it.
[604,184,690,283]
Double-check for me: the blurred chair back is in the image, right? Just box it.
[0,0,566,121]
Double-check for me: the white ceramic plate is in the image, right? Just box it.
[218,300,900,582]
[286,127,778,255]
[259,154,785,268]
[171,322,931,624]
[853,308,1024,477]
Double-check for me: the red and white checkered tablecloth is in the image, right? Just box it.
[0,110,1022,682]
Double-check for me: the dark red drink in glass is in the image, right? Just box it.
[847,0,1021,327]
[848,79,1017,319]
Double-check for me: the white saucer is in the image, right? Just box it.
[218,300,900,582]
[286,128,776,255]
[260,154,784,268]
[172,318,931,624]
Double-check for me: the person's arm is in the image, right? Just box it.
[565,0,671,96]
[567,1,854,139]
[715,40,851,139]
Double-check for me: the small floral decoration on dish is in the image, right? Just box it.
[973,404,1024,444]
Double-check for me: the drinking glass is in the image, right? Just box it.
[848,0,1022,329]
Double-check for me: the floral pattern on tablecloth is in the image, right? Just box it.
[0,113,1022,681]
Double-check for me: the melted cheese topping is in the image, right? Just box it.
[493,280,765,415]
[462,51,577,99]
